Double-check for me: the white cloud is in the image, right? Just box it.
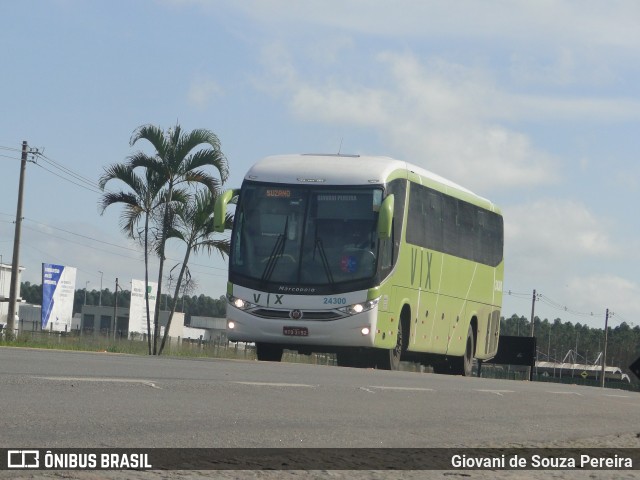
[267,51,560,191]
[565,274,640,326]
[230,0,640,52]
[187,76,223,109]
[505,198,616,262]
[260,46,640,191]
[510,49,579,87]
[501,200,639,325]
[291,85,390,127]
[613,166,640,192]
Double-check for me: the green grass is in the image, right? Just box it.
[0,331,249,358]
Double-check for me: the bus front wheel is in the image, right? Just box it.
[255,343,283,362]
[377,320,404,371]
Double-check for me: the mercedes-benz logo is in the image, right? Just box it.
[290,309,303,320]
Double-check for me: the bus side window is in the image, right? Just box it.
[442,195,458,256]
[378,221,393,273]
[386,179,406,266]
[426,190,443,251]
[457,201,476,257]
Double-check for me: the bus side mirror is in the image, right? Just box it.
[377,194,394,239]
[214,189,239,232]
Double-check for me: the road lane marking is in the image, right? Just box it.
[359,387,375,393]
[475,389,514,396]
[232,381,316,388]
[32,376,161,389]
[603,394,629,398]
[368,386,435,392]
[548,391,583,396]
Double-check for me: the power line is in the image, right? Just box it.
[0,145,22,152]
[31,161,103,195]
[23,218,140,254]
[20,216,228,273]
[5,148,113,196]
[2,144,104,194]
[537,293,600,318]
[21,242,114,280]
[505,287,633,329]
[504,290,531,300]
[21,224,144,262]
[35,151,104,192]
[4,211,228,274]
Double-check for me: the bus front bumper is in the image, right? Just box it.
[226,306,380,348]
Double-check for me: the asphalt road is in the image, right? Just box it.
[2,346,639,450]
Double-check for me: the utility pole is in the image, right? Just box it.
[526,289,537,380]
[113,277,119,340]
[6,141,28,340]
[84,281,90,305]
[99,271,103,306]
[600,308,610,388]
[529,289,537,337]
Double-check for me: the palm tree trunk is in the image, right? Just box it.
[158,246,192,355]
[153,181,174,355]
[144,212,152,355]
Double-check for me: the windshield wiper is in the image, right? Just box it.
[261,218,288,284]
[314,238,335,289]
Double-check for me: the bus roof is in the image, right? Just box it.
[244,153,493,206]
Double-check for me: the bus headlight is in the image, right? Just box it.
[228,295,256,311]
[339,298,379,316]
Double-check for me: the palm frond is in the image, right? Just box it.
[130,124,168,159]
[127,152,167,179]
[99,163,141,192]
[175,129,221,161]
[193,238,230,258]
[99,191,141,214]
[181,169,221,193]
[181,148,229,184]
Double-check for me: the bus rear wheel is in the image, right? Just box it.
[450,324,474,376]
[255,343,283,362]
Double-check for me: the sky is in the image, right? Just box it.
[1,0,639,330]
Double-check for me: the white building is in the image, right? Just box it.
[0,261,25,327]
[79,305,184,340]
[187,315,227,342]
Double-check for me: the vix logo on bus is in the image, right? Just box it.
[411,248,433,290]
[252,293,284,305]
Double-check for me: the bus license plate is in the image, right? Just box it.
[283,326,308,337]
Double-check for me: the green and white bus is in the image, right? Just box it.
[214,154,504,375]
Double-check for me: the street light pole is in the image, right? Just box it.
[99,271,103,306]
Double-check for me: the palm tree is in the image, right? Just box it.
[98,164,165,355]
[128,124,229,354]
[158,188,232,354]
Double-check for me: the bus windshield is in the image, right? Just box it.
[230,184,384,290]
